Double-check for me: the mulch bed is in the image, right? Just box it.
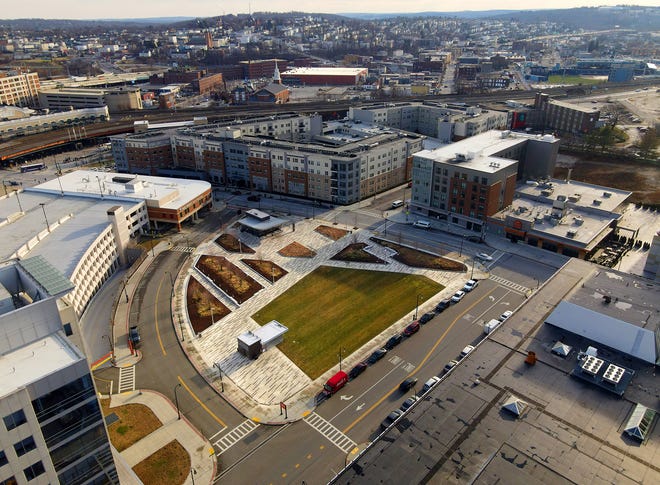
[278,241,317,258]
[370,237,466,271]
[215,233,255,253]
[315,224,350,241]
[196,255,263,303]
[186,277,231,332]
[242,259,288,283]
[133,440,190,485]
[100,400,162,452]
[330,243,387,264]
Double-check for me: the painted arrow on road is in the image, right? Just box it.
[340,395,353,401]
[355,403,366,411]
[488,295,495,301]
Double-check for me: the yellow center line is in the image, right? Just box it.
[343,289,497,434]
[155,276,167,356]
[177,375,227,428]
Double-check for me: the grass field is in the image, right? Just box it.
[252,266,444,378]
[547,75,604,86]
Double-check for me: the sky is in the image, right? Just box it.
[2,1,658,20]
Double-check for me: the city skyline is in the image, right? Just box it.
[1,1,658,20]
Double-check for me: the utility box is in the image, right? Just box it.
[484,319,499,335]
[237,320,288,359]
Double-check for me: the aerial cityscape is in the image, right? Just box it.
[0,3,658,485]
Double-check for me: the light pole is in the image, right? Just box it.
[39,203,50,232]
[190,468,197,485]
[174,383,182,420]
[339,346,344,371]
[102,334,113,357]
[214,362,224,392]
[459,235,465,257]
[14,190,23,213]
[470,258,475,279]
[415,294,423,320]
[165,271,174,298]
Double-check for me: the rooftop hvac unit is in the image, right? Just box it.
[574,217,584,226]
[566,229,577,238]
[541,189,553,197]
[581,355,604,375]
[568,194,581,203]
[593,199,602,206]
[603,191,612,198]
[603,364,625,384]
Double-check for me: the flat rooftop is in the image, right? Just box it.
[0,332,82,399]
[414,130,557,168]
[336,258,660,484]
[282,67,367,76]
[0,190,138,278]
[31,170,211,210]
[549,98,601,114]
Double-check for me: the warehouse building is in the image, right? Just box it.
[280,67,368,86]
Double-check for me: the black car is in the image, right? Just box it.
[419,312,434,325]
[367,348,388,365]
[435,299,451,313]
[400,395,419,412]
[403,320,420,337]
[465,235,483,243]
[384,333,403,350]
[380,410,402,430]
[399,377,418,392]
[348,361,368,380]
[129,326,141,347]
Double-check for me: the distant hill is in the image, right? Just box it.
[488,6,660,31]
[343,10,517,20]
[0,17,194,29]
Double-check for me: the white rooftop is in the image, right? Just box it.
[282,67,367,76]
[517,179,631,213]
[0,332,82,398]
[31,170,211,210]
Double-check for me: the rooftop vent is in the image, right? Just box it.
[581,355,604,375]
[593,199,602,206]
[566,229,578,238]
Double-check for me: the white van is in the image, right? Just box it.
[391,200,404,208]
[413,220,431,229]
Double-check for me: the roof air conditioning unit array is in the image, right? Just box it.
[581,356,604,375]
[602,364,625,384]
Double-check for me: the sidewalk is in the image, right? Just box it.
[109,390,215,485]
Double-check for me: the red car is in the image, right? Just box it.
[403,320,420,336]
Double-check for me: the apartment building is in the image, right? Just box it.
[0,72,40,107]
[349,102,509,142]
[112,114,424,205]
[0,258,118,485]
[411,130,559,233]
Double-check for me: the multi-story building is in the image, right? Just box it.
[0,258,118,485]
[112,114,424,205]
[0,72,40,107]
[534,93,600,135]
[411,130,559,233]
[280,67,368,86]
[38,87,143,112]
[239,59,288,80]
[349,102,509,143]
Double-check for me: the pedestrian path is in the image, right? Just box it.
[212,419,259,454]
[489,274,530,294]
[118,366,135,393]
[171,246,195,253]
[303,412,357,454]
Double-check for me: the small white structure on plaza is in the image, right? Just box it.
[237,320,288,359]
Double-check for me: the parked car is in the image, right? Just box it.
[435,299,451,313]
[422,376,441,393]
[460,345,475,358]
[246,194,260,202]
[129,326,141,347]
[475,252,493,261]
[419,312,434,325]
[450,290,465,303]
[385,334,403,350]
[466,236,483,244]
[463,279,479,292]
[443,360,459,373]
[400,395,419,412]
[413,220,431,229]
[499,310,513,322]
[348,362,368,380]
[399,377,418,392]
[380,410,402,430]
[367,348,388,365]
[403,320,420,336]
[391,199,404,208]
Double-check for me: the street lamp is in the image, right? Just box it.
[102,334,113,356]
[165,271,175,298]
[190,468,197,485]
[174,383,182,420]
[214,362,224,392]
[415,294,423,320]
[14,190,23,213]
[39,203,50,232]
[459,235,466,257]
[338,346,344,371]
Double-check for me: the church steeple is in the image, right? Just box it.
[273,61,281,85]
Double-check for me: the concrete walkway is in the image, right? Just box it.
[109,390,215,485]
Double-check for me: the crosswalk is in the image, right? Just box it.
[170,246,195,253]
[212,419,259,454]
[489,274,530,294]
[304,412,357,454]
[118,366,135,393]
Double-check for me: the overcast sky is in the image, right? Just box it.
[2,1,658,20]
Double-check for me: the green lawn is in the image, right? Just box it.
[252,266,444,378]
[547,75,604,86]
